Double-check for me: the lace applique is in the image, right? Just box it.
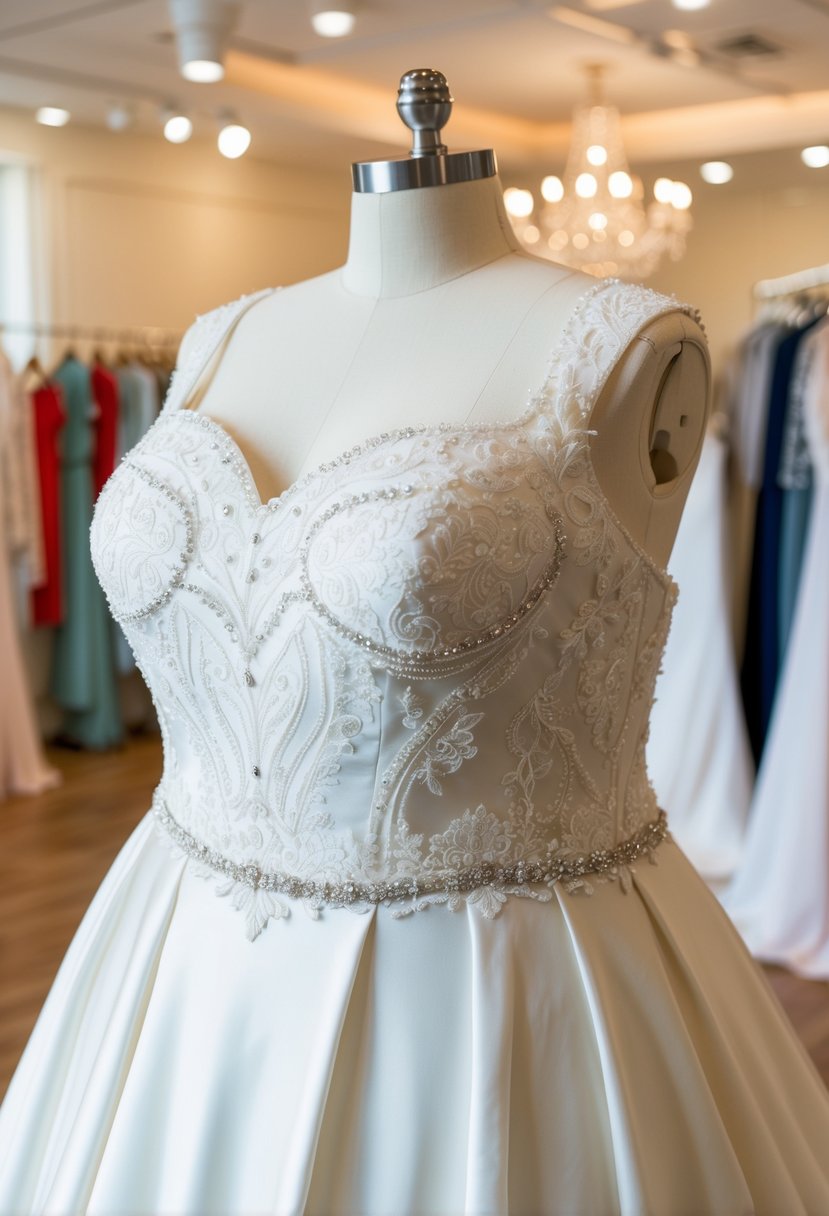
[91,278,696,937]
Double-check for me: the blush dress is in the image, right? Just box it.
[1,279,828,1216]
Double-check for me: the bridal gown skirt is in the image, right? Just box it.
[2,813,829,1216]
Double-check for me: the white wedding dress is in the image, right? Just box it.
[647,424,753,883]
[2,280,828,1216]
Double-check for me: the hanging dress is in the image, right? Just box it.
[722,317,829,977]
[2,281,829,1215]
[30,382,67,628]
[50,356,122,749]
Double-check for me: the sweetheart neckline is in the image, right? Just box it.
[152,404,677,598]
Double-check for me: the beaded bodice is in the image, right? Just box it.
[91,279,692,939]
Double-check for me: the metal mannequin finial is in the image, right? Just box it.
[352,68,496,194]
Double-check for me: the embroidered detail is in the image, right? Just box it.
[89,278,698,938]
[155,792,668,920]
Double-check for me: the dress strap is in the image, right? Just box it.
[162,287,277,416]
[535,279,703,434]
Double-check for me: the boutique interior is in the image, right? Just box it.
[2,0,829,1195]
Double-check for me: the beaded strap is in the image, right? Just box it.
[154,793,669,910]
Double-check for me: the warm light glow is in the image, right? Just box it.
[164,114,193,143]
[503,187,534,218]
[311,9,356,36]
[575,172,598,198]
[541,174,564,203]
[700,160,733,185]
[608,170,632,198]
[653,177,674,204]
[586,144,607,166]
[523,225,540,244]
[182,58,224,82]
[549,229,569,250]
[572,232,590,250]
[588,211,608,230]
[671,181,693,209]
[671,0,709,9]
[618,229,635,247]
[36,106,70,127]
[218,122,251,158]
[801,145,829,168]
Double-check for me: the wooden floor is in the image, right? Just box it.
[2,736,828,1101]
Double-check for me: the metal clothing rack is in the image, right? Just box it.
[0,319,183,346]
[753,263,829,301]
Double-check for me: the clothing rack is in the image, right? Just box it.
[754,263,829,301]
[0,319,182,347]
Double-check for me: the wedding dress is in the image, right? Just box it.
[2,279,828,1216]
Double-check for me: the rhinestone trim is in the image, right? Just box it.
[154,795,668,909]
[300,484,566,673]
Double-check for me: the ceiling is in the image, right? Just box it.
[1,0,828,170]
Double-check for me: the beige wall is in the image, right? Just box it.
[648,177,829,377]
[0,108,353,358]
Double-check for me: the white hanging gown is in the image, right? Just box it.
[722,318,829,977]
[647,424,753,882]
[2,280,828,1216]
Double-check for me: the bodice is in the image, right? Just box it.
[91,279,694,939]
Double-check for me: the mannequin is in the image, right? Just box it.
[180,77,710,568]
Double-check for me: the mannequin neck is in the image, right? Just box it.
[340,173,520,299]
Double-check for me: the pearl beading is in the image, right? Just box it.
[299,484,566,675]
[154,792,668,910]
[106,461,196,624]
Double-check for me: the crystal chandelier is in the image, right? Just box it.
[505,66,693,280]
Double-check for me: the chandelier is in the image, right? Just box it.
[505,66,693,280]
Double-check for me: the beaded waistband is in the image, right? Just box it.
[153,797,669,910]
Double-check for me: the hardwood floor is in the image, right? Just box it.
[2,736,828,1102]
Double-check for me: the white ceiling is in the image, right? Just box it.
[0,0,828,168]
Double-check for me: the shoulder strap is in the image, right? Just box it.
[540,279,703,433]
[162,287,276,415]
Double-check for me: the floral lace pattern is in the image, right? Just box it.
[91,278,691,938]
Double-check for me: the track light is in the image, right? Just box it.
[161,105,193,143]
[217,112,251,158]
[168,0,240,82]
[310,2,356,38]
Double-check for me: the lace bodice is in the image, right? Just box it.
[91,279,694,938]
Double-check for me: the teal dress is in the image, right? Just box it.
[50,356,123,748]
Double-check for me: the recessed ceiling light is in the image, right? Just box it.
[672,0,710,10]
[801,145,829,168]
[700,161,734,184]
[36,106,70,127]
[310,3,356,37]
[182,58,224,82]
[106,102,134,132]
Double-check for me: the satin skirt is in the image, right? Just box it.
[2,813,829,1216]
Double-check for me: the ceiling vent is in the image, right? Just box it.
[715,31,784,58]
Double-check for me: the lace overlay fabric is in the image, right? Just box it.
[91,280,690,938]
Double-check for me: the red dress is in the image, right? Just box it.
[31,383,66,628]
[91,362,120,499]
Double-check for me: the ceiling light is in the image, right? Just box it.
[505,65,692,279]
[310,2,356,37]
[162,107,193,143]
[671,0,709,10]
[801,145,829,169]
[168,0,239,83]
[218,114,251,158]
[106,102,134,132]
[36,106,70,127]
[700,160,733,184]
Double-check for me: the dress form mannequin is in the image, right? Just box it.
[181,72,710,567]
